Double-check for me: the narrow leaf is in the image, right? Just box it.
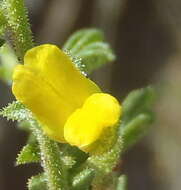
[122,113,153,150]
[28,173,47,190]
[63,28,115,73]
[121,87,155,150]
[63,29,104,53]
[76,42,115,73]
[72,168,94,190]
[122,86,155,124]
[16,143,40,165]
[0,101,32,122]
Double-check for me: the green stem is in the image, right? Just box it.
[2,0,34,59]
[30,121,69,190]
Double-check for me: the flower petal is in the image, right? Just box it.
[24,44,101,108]
[64,93,121,150]
[12,44,100,142]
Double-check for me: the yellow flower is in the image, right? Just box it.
[12,44,121,152]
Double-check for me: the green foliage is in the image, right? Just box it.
[63,29,115,73]
[31,122,69,190]
[116,175,127,190]
[85,134,122,187]
[121,87,155,150]
[122,86,155,122]
[122,113,153,151]
[0,44,18,84]
[0,82,155,189]
[0,101,32,121]
[0,85,155,189]
[28,173,47,190]
[63,29,104,52]
[0,9,7,36]
[16,142,40,165]
[87,135,122,175]
[0,101,40,167]
[1,101,70,189]
[59,144,88,170]
[72,168,94,190]
[2,0,34,59]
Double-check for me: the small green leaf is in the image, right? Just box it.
[0,101,32,122]
[0,44,18,84]
[121,87,155,150]
[63,29,115,73]
[72,168,94,190]
[28,173,48,190]
[16,143,40,165]
[122,86,155,123]
[63,29,104,52]
[76,42,115,73]
[116,175,127,190]
[122,113,153,150]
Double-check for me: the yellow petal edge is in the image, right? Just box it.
[64,93,121,150]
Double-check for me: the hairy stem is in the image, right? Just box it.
[31,121,69,190]
[2,0,34,59]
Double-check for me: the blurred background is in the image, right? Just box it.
[0,0,181,189]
